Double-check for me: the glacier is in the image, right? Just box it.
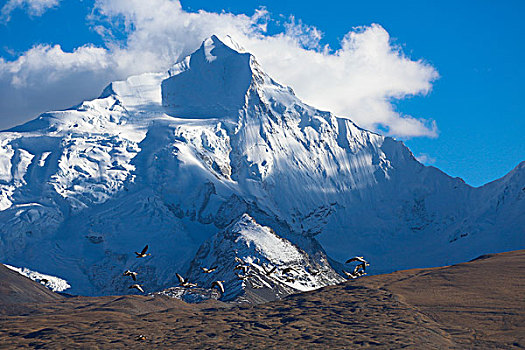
[0,35,523,299]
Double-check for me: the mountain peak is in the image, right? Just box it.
[201,35,246,62]
[161,35,254,119]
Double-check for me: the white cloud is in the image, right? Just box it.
[416,153,437,165]
[0,0,439,138]
[1,0,60,22]
[2,44,110,88]
[0,44,112,129]
[242,24,439,137]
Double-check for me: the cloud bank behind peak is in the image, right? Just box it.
[0,0,439,137]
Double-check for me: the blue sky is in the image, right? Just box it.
[0,0,523,186]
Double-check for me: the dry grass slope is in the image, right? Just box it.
[1,250,523,349]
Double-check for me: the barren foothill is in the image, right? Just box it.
[1,250,523,349]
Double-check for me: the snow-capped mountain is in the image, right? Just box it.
[0,35,523,298]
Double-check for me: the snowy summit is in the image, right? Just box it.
[162,35,254,119]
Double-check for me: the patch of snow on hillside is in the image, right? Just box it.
[4,264,71,292]
[233,215,303,263]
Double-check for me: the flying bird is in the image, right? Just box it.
[201,266,218,273]
[211,280,225,294]
[129,284,144,293]
[345,256,368,265]
[355,268,367,277]
[176,273,197,288]
[353,262,368,274]
[234,264,250,274]
[123,270,138,281]
[342,270,358,279]
[135,245,151,258]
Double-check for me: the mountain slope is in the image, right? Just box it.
[0,35,523,297]
[1,250,523,348]
[0,264,64,306]
[185,214,344,302]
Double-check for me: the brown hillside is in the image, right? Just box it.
[0,250,523,349]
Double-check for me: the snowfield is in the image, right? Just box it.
[4,264,71,292]
[0,35,523,299]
